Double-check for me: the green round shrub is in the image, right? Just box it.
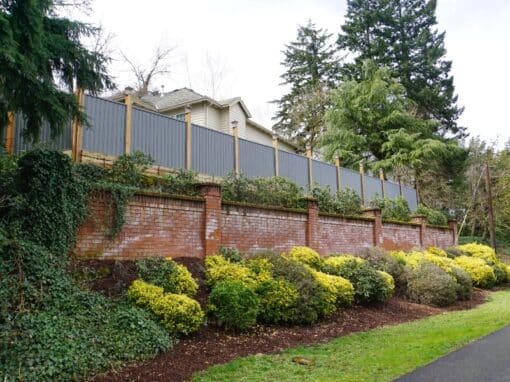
[287,246,323,269]
[451,266,473,300]
[355,247,406,291]
[323,257,393,304]
[208,281,259,331]
[405,262,458,307]
[255,279,299,324]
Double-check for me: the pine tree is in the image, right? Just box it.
[0,0,113,141]
[272,20,340,152]
[338,0,464,138]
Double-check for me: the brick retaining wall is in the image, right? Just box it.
[73,185,457,259]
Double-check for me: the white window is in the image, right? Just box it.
[174,113,185,121]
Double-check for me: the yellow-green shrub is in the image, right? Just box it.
[255,279,299,324]
[128,279,204,335]
[389,251,409,266]
[308,267,354,313]
[322,254,365,274]
[378,270,395,295]
[457,243,499,264]
[426,247,448,257]
[422,253,454,273]
[167,263,198,296]
[452,256,496,289]
[506,265,510,282]
[205,255,258,287]
[245,258,273,283]
[287,246,323,269]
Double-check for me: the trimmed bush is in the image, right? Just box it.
[370,196,411,222]
[287,246,323,269]
[128,279,204,335]
[406,262,458,307]
[167,263,198,297]
[415,204,448,226]
[257,252,331,324]
[492,262,508,284]
[217,246,243,263]
[452,256,496,289]
[255,279,299,324]
[208,281,259,331]
[426,247,448,257]
[355,247,406,290]
[205,255,258,288]
[451,266,473,300]
[310,184,363,216]
[308,267,354,313]
[323,256,392,304]
[245,258,273,282]
[378,271,395,296]
[457,243,499,264]
[135,257,198,296]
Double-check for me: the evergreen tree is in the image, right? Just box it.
[272,20,340,152]
[0,0,113,141]
[338,0,464,138]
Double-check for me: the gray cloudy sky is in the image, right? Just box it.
[80,0,510,145]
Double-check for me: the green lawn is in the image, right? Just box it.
[194,291,510,382]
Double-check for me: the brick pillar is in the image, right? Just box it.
[364,208,382,247]
[199,183,222,257]
[411,215,427,248]
[306,198,318,250]
[448,219,458,246]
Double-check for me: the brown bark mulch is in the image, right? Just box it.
[87,268,487,382]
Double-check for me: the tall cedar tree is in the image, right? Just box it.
[0,0,112,141]
[338,0,464,138]
[272,21,340,152]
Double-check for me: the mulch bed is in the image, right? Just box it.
[80,258,488,382]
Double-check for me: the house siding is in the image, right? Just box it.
[229,103,246,138]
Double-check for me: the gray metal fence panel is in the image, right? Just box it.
[278,151,308,189]
[132,108,186,169]
[403,186,418,211]
[82,95,125,156]
[312,160,337,193]
[191,124,234,177]
[385,180,401,200]
[340,167,361,194]
[365,174,383,203]
[13,116,72,153]
[239,138,275,178]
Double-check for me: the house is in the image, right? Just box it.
[111,88,297,152]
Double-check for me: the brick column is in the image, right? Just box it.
[411,215,427,248]
[306,198,318,250]
[448,219,458,246]
[199,183,222,257]
[363,208,382,247]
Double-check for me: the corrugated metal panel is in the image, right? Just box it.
[340,167,361,194]
[132,107,186,169]
[278,150,308,189]
[385,180,401,199]
[312,160,337,193]
[191,123,234,177]
[13,116,72,153]
[403,186,418,211]
[239,138,275,178]
[82,95,125,156]
[365,174,383,202]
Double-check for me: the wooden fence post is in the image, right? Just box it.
[272,135,279,176]
[359,161,366,206]
[185,106,192,170]
[124,94,133,154]
[5,112,15,154]
[306,144,313,192]
[232,120,239,177]
[71,88,85,162]
[379,168,386,198]
[398,176,403,197]
[334,155,341,194]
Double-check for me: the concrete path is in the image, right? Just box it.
[396,325,510,382]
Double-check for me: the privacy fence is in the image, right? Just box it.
[3,94,418,209]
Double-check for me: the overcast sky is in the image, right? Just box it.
[79,0,510,146]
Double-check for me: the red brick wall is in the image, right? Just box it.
[382,222,421,250]
[73,192,456,259]
[424,227,454,248]
[74,192,205,259]
[316,215,375,255]
[221,203,307,253]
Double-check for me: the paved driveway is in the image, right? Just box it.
[396,325,510,382]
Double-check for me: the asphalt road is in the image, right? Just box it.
[396,325,510,382]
